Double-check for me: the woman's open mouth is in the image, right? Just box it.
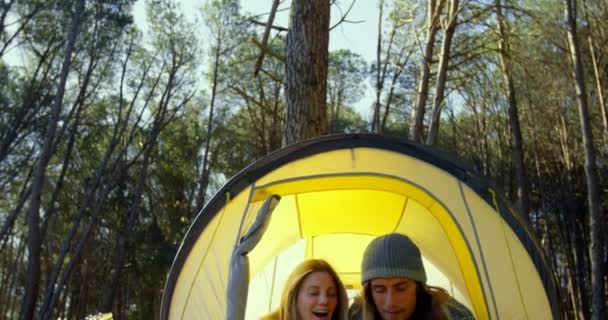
[312,311,330,319]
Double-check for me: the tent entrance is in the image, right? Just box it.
[245,238,467,320]
[238,174,485,318]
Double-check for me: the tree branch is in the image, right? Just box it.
[253,0,281,77]
[250,36,285,62]
[330,0,365,31]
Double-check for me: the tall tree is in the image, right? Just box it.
[327,49,367,133]
[581,0,608,146]
[20,1,85,319]
[97,0,197,313]
[564,0,605,319]
[494,0,530,223]
[426,0,460,146]
[410,0,445,142]
[194,0,242,213]
[283,0,330,145]
[372,0,385,132]
[39,11,140,316]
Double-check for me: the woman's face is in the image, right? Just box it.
[296,271,339,320]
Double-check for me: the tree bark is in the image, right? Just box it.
[283,0,330,145]
[20,1,85,319]
[410,0,445,142]
[564,1,606,319]
[494,0,530,224]
[427,0,459,146]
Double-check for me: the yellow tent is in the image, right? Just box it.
[160,134,562,319]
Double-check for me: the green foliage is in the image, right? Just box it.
[327,49,369,133]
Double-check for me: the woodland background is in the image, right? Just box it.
[0,0,606,319]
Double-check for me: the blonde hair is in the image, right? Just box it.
[261,259,349,320]
[356,281,455,320]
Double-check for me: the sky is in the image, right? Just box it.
[132,0,380,118]
[133,0,379,61]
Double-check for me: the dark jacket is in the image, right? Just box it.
[347,298,475,320]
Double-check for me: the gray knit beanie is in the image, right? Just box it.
[361,233,427,284]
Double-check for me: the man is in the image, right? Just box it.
[349,233,475,320]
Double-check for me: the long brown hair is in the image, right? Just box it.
[356,281,454,320]
[261,259,349,320]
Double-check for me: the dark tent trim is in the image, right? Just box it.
[161,133,562,320]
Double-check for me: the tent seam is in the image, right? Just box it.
[491,189,529,319]
[234,184,256,252]
[459,181,498,319]
[296,194,303,238]
[179,192,230,320]
[393,197,409,232]
[268,256,279,312]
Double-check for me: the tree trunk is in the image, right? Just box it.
[0,235,24,318]
[587,38,608,145]
[98,95,168,314]
[98,158,152,314]
[410,0,445,142]
[97,56,193,312]
[380,24,410,133]
[283,0,330,145]
[564,1,606,319]
[494,0,530,224]
[0,170,32,246]
[427,0,459,146]
[20,1,85,319]
[564,190,591,320]
[254,0,280,77]
[561,205,582,319]
[40,183,113,320]
[372,0,384,133]
[195,35,221,214]
[39,37,154,319]
[40,58,93,241]
[381,55,405,132]
[581,0,608,147]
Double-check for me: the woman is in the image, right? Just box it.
[348,233,475,320]
[261,259,349,320]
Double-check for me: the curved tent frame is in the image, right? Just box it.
[160,134,562,319]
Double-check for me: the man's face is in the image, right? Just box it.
[370,277,417,320]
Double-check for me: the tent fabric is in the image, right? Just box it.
[226,195,281,320]
[160,134,562,320]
